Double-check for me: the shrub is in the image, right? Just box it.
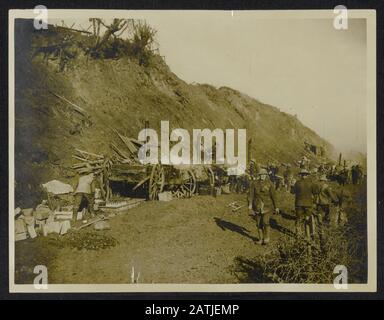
[86,19,158,66]
[130,21,157,66]
[234,226,367,283]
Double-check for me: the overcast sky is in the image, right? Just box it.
[58,12,367,153]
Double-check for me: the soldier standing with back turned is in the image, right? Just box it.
[291,168,316,237]
[72,171,100,222]
[313,174,337,225]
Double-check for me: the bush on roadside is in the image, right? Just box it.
[234,225,367,283]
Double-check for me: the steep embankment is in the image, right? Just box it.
[14,20,333,206]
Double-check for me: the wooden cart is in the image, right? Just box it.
[71,131,224,201]
[105,163,197,200]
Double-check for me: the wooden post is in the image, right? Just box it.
[247,137,252,164]
[338,153,342,166]
[144,120,149,157]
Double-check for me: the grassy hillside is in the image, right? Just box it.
[14,20,333,207]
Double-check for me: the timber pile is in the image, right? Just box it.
[71,131,145,174]
[71,130,145,175]
[71,149,112,174]
[110,130,144,164]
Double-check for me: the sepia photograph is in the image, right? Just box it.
[8,9,376,292]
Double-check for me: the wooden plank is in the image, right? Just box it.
[115,131,138,155]
[77,169,94,174]
[72,160,103,167]
[86,159,104,165]
[75,148,104,159]
[50,92,88,117]
[72,155,89,162]
[72,163,88,169]
[124,138,138,155]
[108,176,138,182]
[111,143,131,160]
[112,163,146,171]
[232,205,245,212]
[130,138,144,146]
[54,25,93,34]
[133,176,150,190]
[113,155,125,163]
[74,216,108,231]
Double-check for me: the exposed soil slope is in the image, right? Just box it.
[15,20,333,206]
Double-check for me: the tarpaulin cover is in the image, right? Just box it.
[42,180,74,195]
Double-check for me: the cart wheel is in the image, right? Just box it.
[149,164,165,200]
[204,167,215,187]
[180,170,197,196]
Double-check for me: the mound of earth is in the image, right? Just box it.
[14,19,333,207]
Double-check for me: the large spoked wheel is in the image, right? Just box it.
[180,170,197,197]
[149,164,165,200]
[204,166,215,187]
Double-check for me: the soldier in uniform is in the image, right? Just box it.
[248,159,260,177]
[248,168,279,245]
[283,164,294,192]
[351,165,358,185]
[298,156,310,170]
[313,174,337,225]
[72,172,100,222]
[333,185,350,227]
[291,168,316,238]
[312,175,338,248]
[356,164,364,184]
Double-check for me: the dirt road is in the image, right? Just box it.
[15,182,367,284]
[15,190,299,284]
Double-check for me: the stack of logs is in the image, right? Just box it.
[70,131,148,200]
[110,130,144,164]
[72,131,144,173]
[72,149,112,174]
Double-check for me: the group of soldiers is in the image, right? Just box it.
[263,156,364,191]
[70,154,362,248]
[246,157,359,246]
